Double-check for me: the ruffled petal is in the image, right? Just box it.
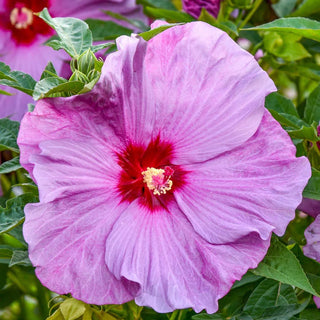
[105,200,270,313]
[97,35,156,146]
[30,138,121,203]
[97,22,275,162]
[20,84,138,304]
[24,196,136,304]
[304,215,320,261]
[18,92,121,177]
[50,0,141,17]
[174,111,310,244]
[145,21,276,163]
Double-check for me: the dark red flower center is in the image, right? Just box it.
[117,137,187,212]
[0,0,53,46]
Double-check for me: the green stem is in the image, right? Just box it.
[36,279,50,319]
[239,0,264,29]
[18,295,27,320]
[275,282,281,306]
[169,310,179,320]
[177,310,188,320]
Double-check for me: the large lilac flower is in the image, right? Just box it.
[183,0,221,19]
[0,0,145,121]
[18,22,310,313]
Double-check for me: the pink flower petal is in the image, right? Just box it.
[18,92,121,178]
[97,35,156,146]
[145,22,276,164]
[0,88,32,120]
[298,198,320,218]
[24,197,136,304]
[21,93,138,304]
[50,0,142,18]
[304,215,320,261]
[30,138,121,203]
[182,0,221,18]
[314,296,320,308]
[98,22,276,163]
[105,200,271,313]
[174,111,311,244]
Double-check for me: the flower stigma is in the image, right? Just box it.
[142,166,174,196]
[10,7,33,29]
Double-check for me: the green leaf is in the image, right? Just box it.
[0,62,36,96]
[219,278,263,317]
[287,122,319,140]
[252,236,319,296]
[192,314,226,319]
[263,32,311,61]
[60,298,86,320]
[9,250,32,267]
[86,19,133,41]
[291,244,320,295]
[291,0,320,17]
[139,23,182,41]
[0,245,13,264]
[265,93,319,141]
[0,118,19,153]
[0,89,12,96]
[33,77,65,100]
[77,77,100,94]
[232,272,263,290]
[91,43,114,53]
[243,279,297,317]
[303,168,320,200]
[0,194,38,234]
[278,63,320,81]
[102,10,149,31]
[33,77,84,100]
[256,300,309,320]
[137,0,177,10]
[272,0,297,17]
[300,309,320,320]
[243,18,320,43]
[198,9,238,37]
[266,92,300,117]
[40,62,58,80]
[304,85,320,124]
[0,157,21,174]
[144,7,195,22]
[39,8,92,58]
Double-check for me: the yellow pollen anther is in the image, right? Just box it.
[142,167,173,196]
[10,7,33,29]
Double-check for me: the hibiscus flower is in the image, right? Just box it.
[0,0,145,120]
[18,22,310,313]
